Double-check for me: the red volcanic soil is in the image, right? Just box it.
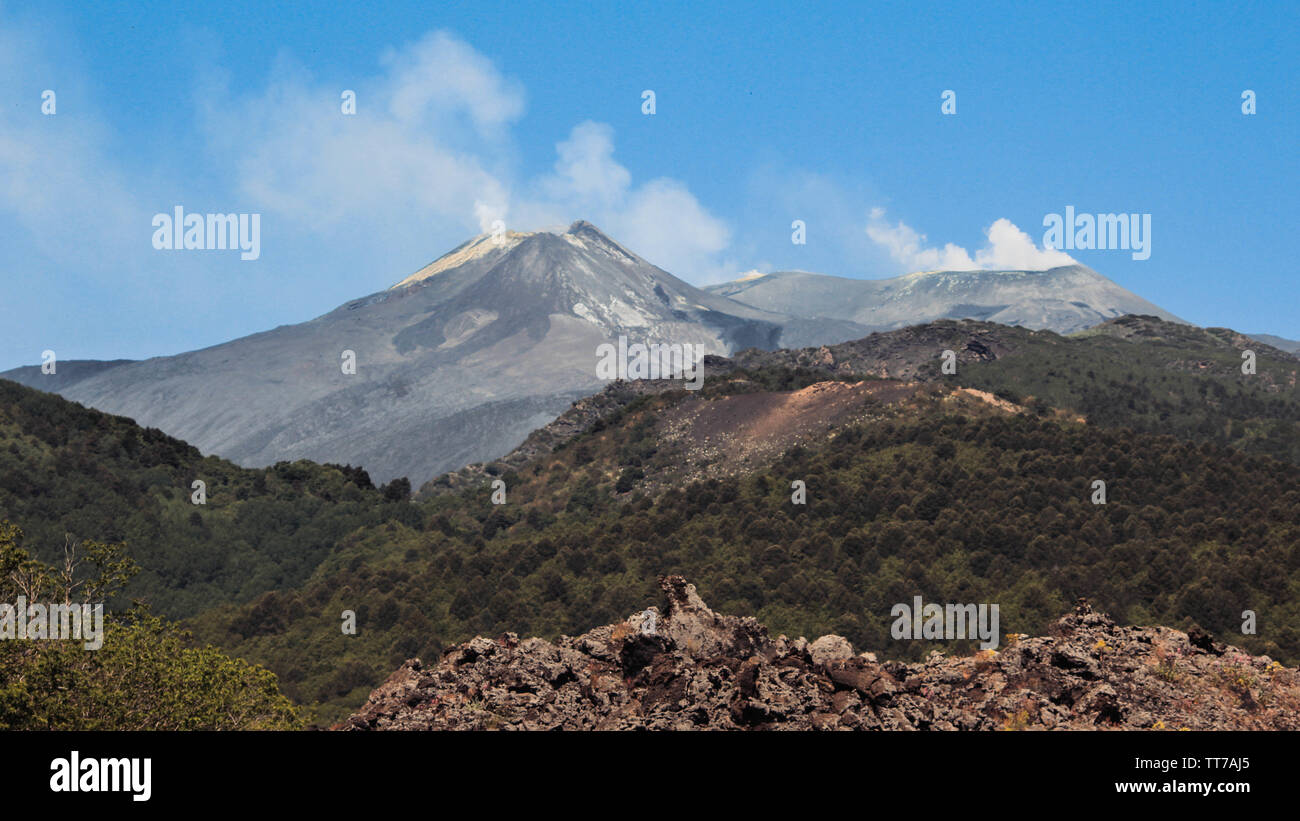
[655,380,924,481]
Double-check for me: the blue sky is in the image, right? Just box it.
[1,0,1296,370]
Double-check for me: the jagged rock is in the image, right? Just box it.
[343,580,1300,731]
[809,635,855,666]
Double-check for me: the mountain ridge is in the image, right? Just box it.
[708,263,1186,344]
[0,222,784,485]
[0,224,1248,487]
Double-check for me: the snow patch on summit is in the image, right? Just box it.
[391,232,531,289]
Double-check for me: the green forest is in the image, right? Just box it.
[0,520,300,729]
[2,315,1299,726]
[191,408,1300,723]
[0,378,420,617]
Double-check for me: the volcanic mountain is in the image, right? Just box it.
[707,264,1185,344]
[3,225,1191,486]
[1,222,786,485]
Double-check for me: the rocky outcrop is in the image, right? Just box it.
[343,576,1300,731]
[719,319,1029,381]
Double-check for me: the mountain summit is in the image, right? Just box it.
[1,222,782,484]
[395,221,643,289]
[381,220,785,352]
[2,224,1190,484]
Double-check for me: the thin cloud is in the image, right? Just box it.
[196,33,732,282]
[525,122,731,280]
[867,209,1077,272]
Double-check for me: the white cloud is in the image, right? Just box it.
[974,218,1077,270]
[867,209,1077,272]
[382,31,524,135]
[200,32,520,249]
[0,19,142,270]
[195,34,732,281]
[541,121,630,207]
[608,179,731,278]
[525,121,731,280]
[866,208,976,270]
[0,14,1076,307]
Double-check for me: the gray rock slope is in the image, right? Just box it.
[3,225,1197,485]
[2,222,785,485]
[707,265,1186,344]
[1247,332,1300,354]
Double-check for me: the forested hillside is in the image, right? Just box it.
[0,379,420,617]
[725,315,1300,464]
[193,390,1300,723]
[0,521,301,730]
[5,315,1299,727]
